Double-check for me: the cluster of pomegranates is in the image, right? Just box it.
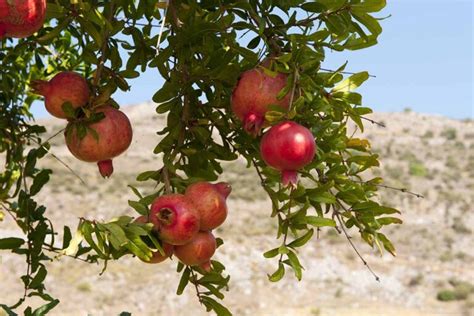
[31,71,133,178]
[135,181,231,270]
[231,60,316,186]
[0,0,46,39]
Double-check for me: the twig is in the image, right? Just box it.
[320,67,376,78]
[92,4,116,96]
[161,167,172,194]
[189,268,204,305]
[361,116,386,128]
[278,186,294,265]
[32,139,87,186]
[355,180,424,198]
[287,67,299,113]
[334,204,380,282]
[42,246,91,263]
[155,2,169,56]
[41,127,65,145]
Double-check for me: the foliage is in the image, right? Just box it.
[437,279,474,302]
[0,0,405,315]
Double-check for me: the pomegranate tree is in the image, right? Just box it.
[0,0,46,39]
[65,105,133,177]
[1,1,400,315]
[185,181,231,231]
[149,194,200,245]
[231,62,290,136]
[173,231,217,266]
[31,72,90,119]
[260,120,316,186]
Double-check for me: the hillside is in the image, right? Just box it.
[1,103,473,316]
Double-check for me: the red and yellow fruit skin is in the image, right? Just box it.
[65,106,133,177]
[0,0,46,39]
[134,216,174,264]
[231,64,290,135]
[149,194,201,246]
[185,182,231,231]
[174,231,216,266]
[143,242,174,264]
[260,121,316,186]
[31,72,90,119]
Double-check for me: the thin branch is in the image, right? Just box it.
[42,246,91,263]
[320,67,376,78]
[334,204,380,282]
[161,167,172,194]
[189,268,204,305]
[32,139,87,186]
[155,4,168,56]
[361,116,386,128]
[92,4,116,96]
[41,127,66,145]
[355,180,424,198]
[278,186,294,265]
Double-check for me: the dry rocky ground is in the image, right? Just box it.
[1,103,473,316]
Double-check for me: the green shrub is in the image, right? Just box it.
[409,161,428,177]
[441,128,457,140]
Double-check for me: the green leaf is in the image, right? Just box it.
[201,297,232,316]
[287,251,303,280]
[128,200,148,215]
[61,102,76,119]
[31,299,60,316]
[268,263,285,282]
[0,237,24,250]
[376,217,403,226]
[0,304,18,316]
[62,226,72,249]
[351,0,386,13]
[306,216,336,227]
[103,223,128,249]
[332,72,369,92]
[29,265,47,289]
[30,169,52,196]
[377,233,396,256]
[288,229,314,248]
[263,247,279,258]
[176,267,191,295]
[309,192,336,204]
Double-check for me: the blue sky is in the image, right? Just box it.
[31,1,473,119]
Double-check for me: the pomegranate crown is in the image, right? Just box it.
[214,182,232,199]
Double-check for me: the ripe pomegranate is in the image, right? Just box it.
[149,194,200,246]
[0,0,46,39]
[260,121,316,186]
[185,182,231,231]
[31,72,90,119]
[65,105,133,178]
[199,260,212,272]
[174,231,216,266]
[134,216,174,264]
[231,62,291,135]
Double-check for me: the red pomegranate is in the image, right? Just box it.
[185,182,231,231]
[31,72,90,119]
[174,231,216,266]
[65,105,133,178]
[134,216,174,264]
[260,121,316,187]
[149,194,200,246]
[199,260,212,272]
[0,0,46,39]
[231,62,290,136]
